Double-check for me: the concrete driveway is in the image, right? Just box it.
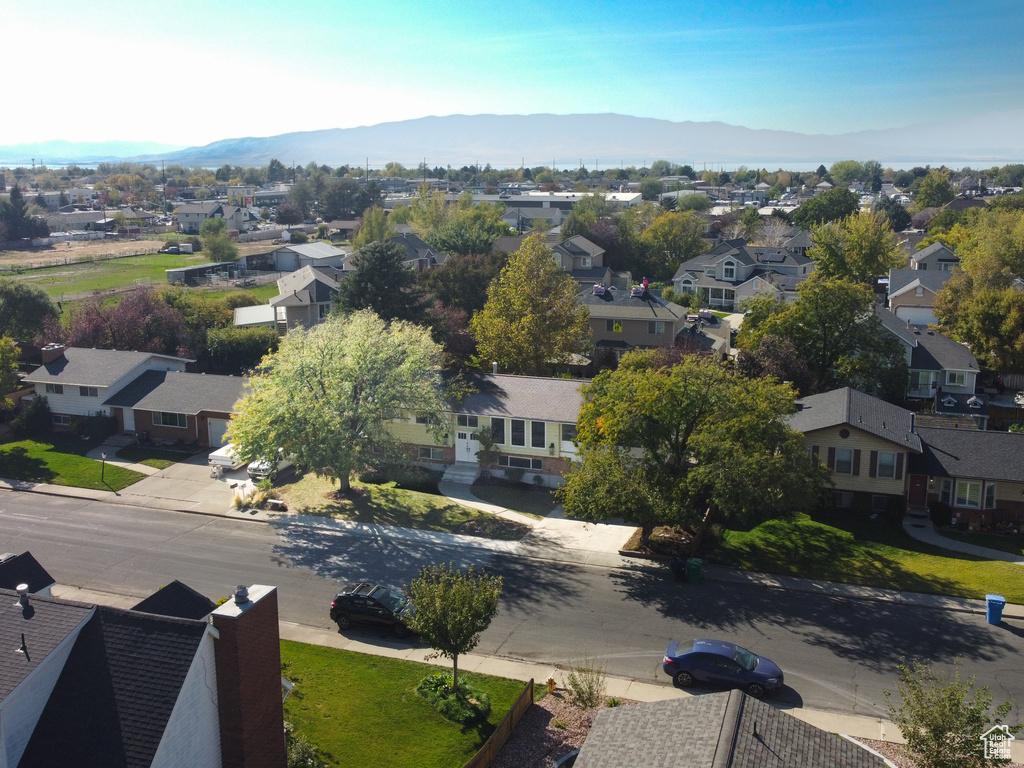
[117,452,252,514]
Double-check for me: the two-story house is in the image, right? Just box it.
[876,307,979,399]
[672,240,815,310]
[886,268,952,325]
[788,387,922,511]
[579,284,689,359]
[552,235,631,288]
[174,203,248,235]
[909,241,959,272]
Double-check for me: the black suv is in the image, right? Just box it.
[330,583,415,638]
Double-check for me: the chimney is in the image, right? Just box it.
[211,584,287,768]
[41,344,66,364]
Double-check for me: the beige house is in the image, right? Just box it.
[579,284,689,359]
[788,387,922,511]
[887,268,952,325]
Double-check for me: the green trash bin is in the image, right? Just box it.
[686,557,704,585]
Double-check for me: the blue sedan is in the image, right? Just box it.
[663,638,784,698]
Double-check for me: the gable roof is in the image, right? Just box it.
[574,691,884,768]
[273,265,342,305]
[275,241,345,260]
[912,427,1024,483]
[0,552,55,593]
[103,370,248,415]
[579,285,686,321]
[789,387,921,452]
[19,607,208,768]
[455,374,584,423]
[888,268,950,298]
[908,326,978,372]
[174,202,221,215]
[131,580,217,620]
[911,241,956,263]
[24,348,192,389]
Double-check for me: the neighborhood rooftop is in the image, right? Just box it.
[789,387,922,451]
[456,374,585,423]
[103,369,248,415]
[24,348,192,389]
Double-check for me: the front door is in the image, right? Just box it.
[123,408,135,433]
[455,431,478,462]
[908,474,928,507]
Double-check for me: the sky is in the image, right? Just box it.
[3,0,1023,149]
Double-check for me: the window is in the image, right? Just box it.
[561,424,577,442]
[834,448,853,475]
[79,386,98,397]
[491,417,505,444]
[52,414,70,426]
[45,383,64,395]
[319,303,331,319]
[648,321,665,335]
[985,483,996,509]
[606,319,623,333]
[415,415,429,424]
[531,421,546,448]
[946,371,966,387]
[457,415,478,428]
[723,261,735,280]
[955,480,981,509]
[832,491,853,508]
[511,419,525,446]
[580,256,591,268]
[940,478,952,504]
[877,452,896,479]
[418,447,444,460]
[155,412,187,428]
[498,456,542,470]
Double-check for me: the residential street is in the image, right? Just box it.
[3,491,1023,722]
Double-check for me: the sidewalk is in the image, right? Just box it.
[903,511,1024,564]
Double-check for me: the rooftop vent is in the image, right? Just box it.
[15,583,29,608]
[234,585,249,605]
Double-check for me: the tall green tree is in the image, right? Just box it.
[0,278,58,339]
[808,211,905,282]
[227,311,447,493]
[557,352,828,550]
[334,239,422,322]
[885,659,1020,768]
[914,169,956,211]
[199,217,238,262]
[0,185,49,240]
[351,205,396,248]
[0,336,20,407]
[792,187,859,228]
[470,234,590,375]
[828,160,865,187]
[638,211,710,277]
[406,563,503,695]
[875,194,912,232]
[418,252,507,314]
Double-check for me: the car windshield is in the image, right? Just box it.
[732,646,757,671]
[378,590,408,613]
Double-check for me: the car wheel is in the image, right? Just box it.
[673,671,694,688]
[746,682,766,699]
[334,613,351,630]
[392,622,409,639]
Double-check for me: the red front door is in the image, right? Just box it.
[908,474,928,507]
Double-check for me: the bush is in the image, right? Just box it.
[11,396,51,438]
[289,230,309,244]
[930,501,952,527]
[504,467,525,484]
[68,413,117,443]
[284,722,328,768]
[415,673,492,724]
[566,654,607,710]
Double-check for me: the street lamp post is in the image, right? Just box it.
[101,452,107,483]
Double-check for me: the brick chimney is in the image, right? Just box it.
[40,344,66,364]
[212,584,287,768]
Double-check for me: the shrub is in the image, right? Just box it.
[11,396,51,438]
[606,697,622,708]
[930,501,953,527]
[68,412,117,443]
[566,654,607,710]
[284,722,328,768]
[415,673,492,724]
[504,467,525,484]
[289,230,309,244]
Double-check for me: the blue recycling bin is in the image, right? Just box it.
[986,594,1006,625]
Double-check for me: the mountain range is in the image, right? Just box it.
[2,112,1023,169]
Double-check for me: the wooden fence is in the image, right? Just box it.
[461,679,534,768]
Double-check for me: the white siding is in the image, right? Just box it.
[895,306,938,325]
[40,386,112,417]
[0,611,93,768]
[150,628,222,768]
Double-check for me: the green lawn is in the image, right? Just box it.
[470,481,556,519]
[0,438,144,491]
[936,528,1024,557]
[116,444,200,470]
[203,282,279,303]
[281,640,536,768]
[716,512,1024,603]
[11,253,201,299]
[278,474,531,540]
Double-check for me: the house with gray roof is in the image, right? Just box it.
[0,577,286,768]
[789,387,921,511]
[390,373,585,487]
[270,241,347,271]
[574,691,884,768]
[909,427,1024,528]
[0,552,55,596]
[876,306,979,399]
[174,202,248,235]
[887,267,952,325]
[580,284,691,360]
[910,241,959,272]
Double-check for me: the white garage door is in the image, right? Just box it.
[208,418,231,447]
[895,306,937,326]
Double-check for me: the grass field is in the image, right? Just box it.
[716,512,1024,603]
[0,438,144,491]
[281,640,534,768]
[278,474,531,540]
[115,444,201,470]
[8,252,202,299]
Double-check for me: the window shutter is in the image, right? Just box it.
[827,447,836,471]
[869,451,878,478]
[895,453,904,480]
[852,449,861,476]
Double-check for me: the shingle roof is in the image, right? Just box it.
[909,327,978,372]
[0,589,93,701]
[103,370,248,415]
[456,374,584,423]
[579,286,686,320]
[19,607,208,768]
[911,241,956,263]
[131,580,217,620]
[575,691,885,768]
[789,387,922,451]
[888,268,951,297]
[0,551,55,593]
[911,427,1024,483]
[274,265,341,304]
[174,202,221,215]
[24,348,191,389]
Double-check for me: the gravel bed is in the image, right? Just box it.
[858,738,1024,768]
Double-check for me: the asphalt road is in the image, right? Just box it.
[3,492,1023,720]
